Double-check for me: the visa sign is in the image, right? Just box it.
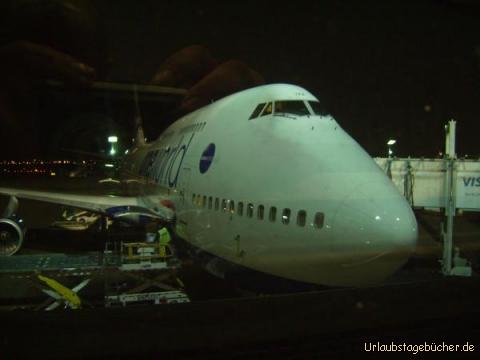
[462,177,480,187]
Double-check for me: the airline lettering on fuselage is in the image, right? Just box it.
[139,132,195,188]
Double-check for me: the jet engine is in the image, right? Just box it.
[0,215,25,256]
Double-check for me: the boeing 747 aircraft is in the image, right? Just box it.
[0,84,417,288]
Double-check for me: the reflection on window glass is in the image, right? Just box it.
[260,102,272,117]
[215,198,219,211]
[314,212,325,229]
[247,203,254,218]
[222,199,227,212]
[274,101,310,116]
[297,210,306,227]
[249,103,266,120]
[269,207,277,222]
[282,208,291,225]
[238,202,244,216]
[208,196,212,209]
[258,205,264,220]
[309,101,329,116]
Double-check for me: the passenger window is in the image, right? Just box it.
[314,212,325,229]
[282,208,291,225]
[202,195,207,208]
[222,199,227,212]
[238,202,244,216]
[215,198,219,211]
[192,194,196,204]
[208,196,213,209]
[249,103,266,120]
[297,210,306,227]
[258,205,264,220]
[269,207,277,222]
[260,102,272,117]
[229,200,235,214]
[247,203,254,218]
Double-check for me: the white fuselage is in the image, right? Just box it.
[121,84,417,287]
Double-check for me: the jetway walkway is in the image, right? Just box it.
[374,120,479,276]
[374,157,480,211]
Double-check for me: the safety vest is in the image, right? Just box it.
[158,227,171,246]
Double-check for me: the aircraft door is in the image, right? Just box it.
[175,167,191,240]
[178,167,191,203]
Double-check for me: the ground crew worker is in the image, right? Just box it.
[158,226,173,257]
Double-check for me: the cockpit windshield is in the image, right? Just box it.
[308,101,330,116]
[274,101,310,116]
[249,100,329,120]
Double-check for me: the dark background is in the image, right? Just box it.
[2,0,480,159]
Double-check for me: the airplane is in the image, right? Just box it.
[0,83,418,289]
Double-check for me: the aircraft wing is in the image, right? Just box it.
[0,187,175,224]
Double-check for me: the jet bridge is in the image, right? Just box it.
[374,120,478,276]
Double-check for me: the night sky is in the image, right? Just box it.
[2,0,480,159]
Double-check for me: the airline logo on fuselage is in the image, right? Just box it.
[200,143,215,174]
[138,132,195,188]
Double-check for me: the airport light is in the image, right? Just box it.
[387,139,396,158]
[108,135,118,157]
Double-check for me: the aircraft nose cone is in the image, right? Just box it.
[331,180,417,267]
